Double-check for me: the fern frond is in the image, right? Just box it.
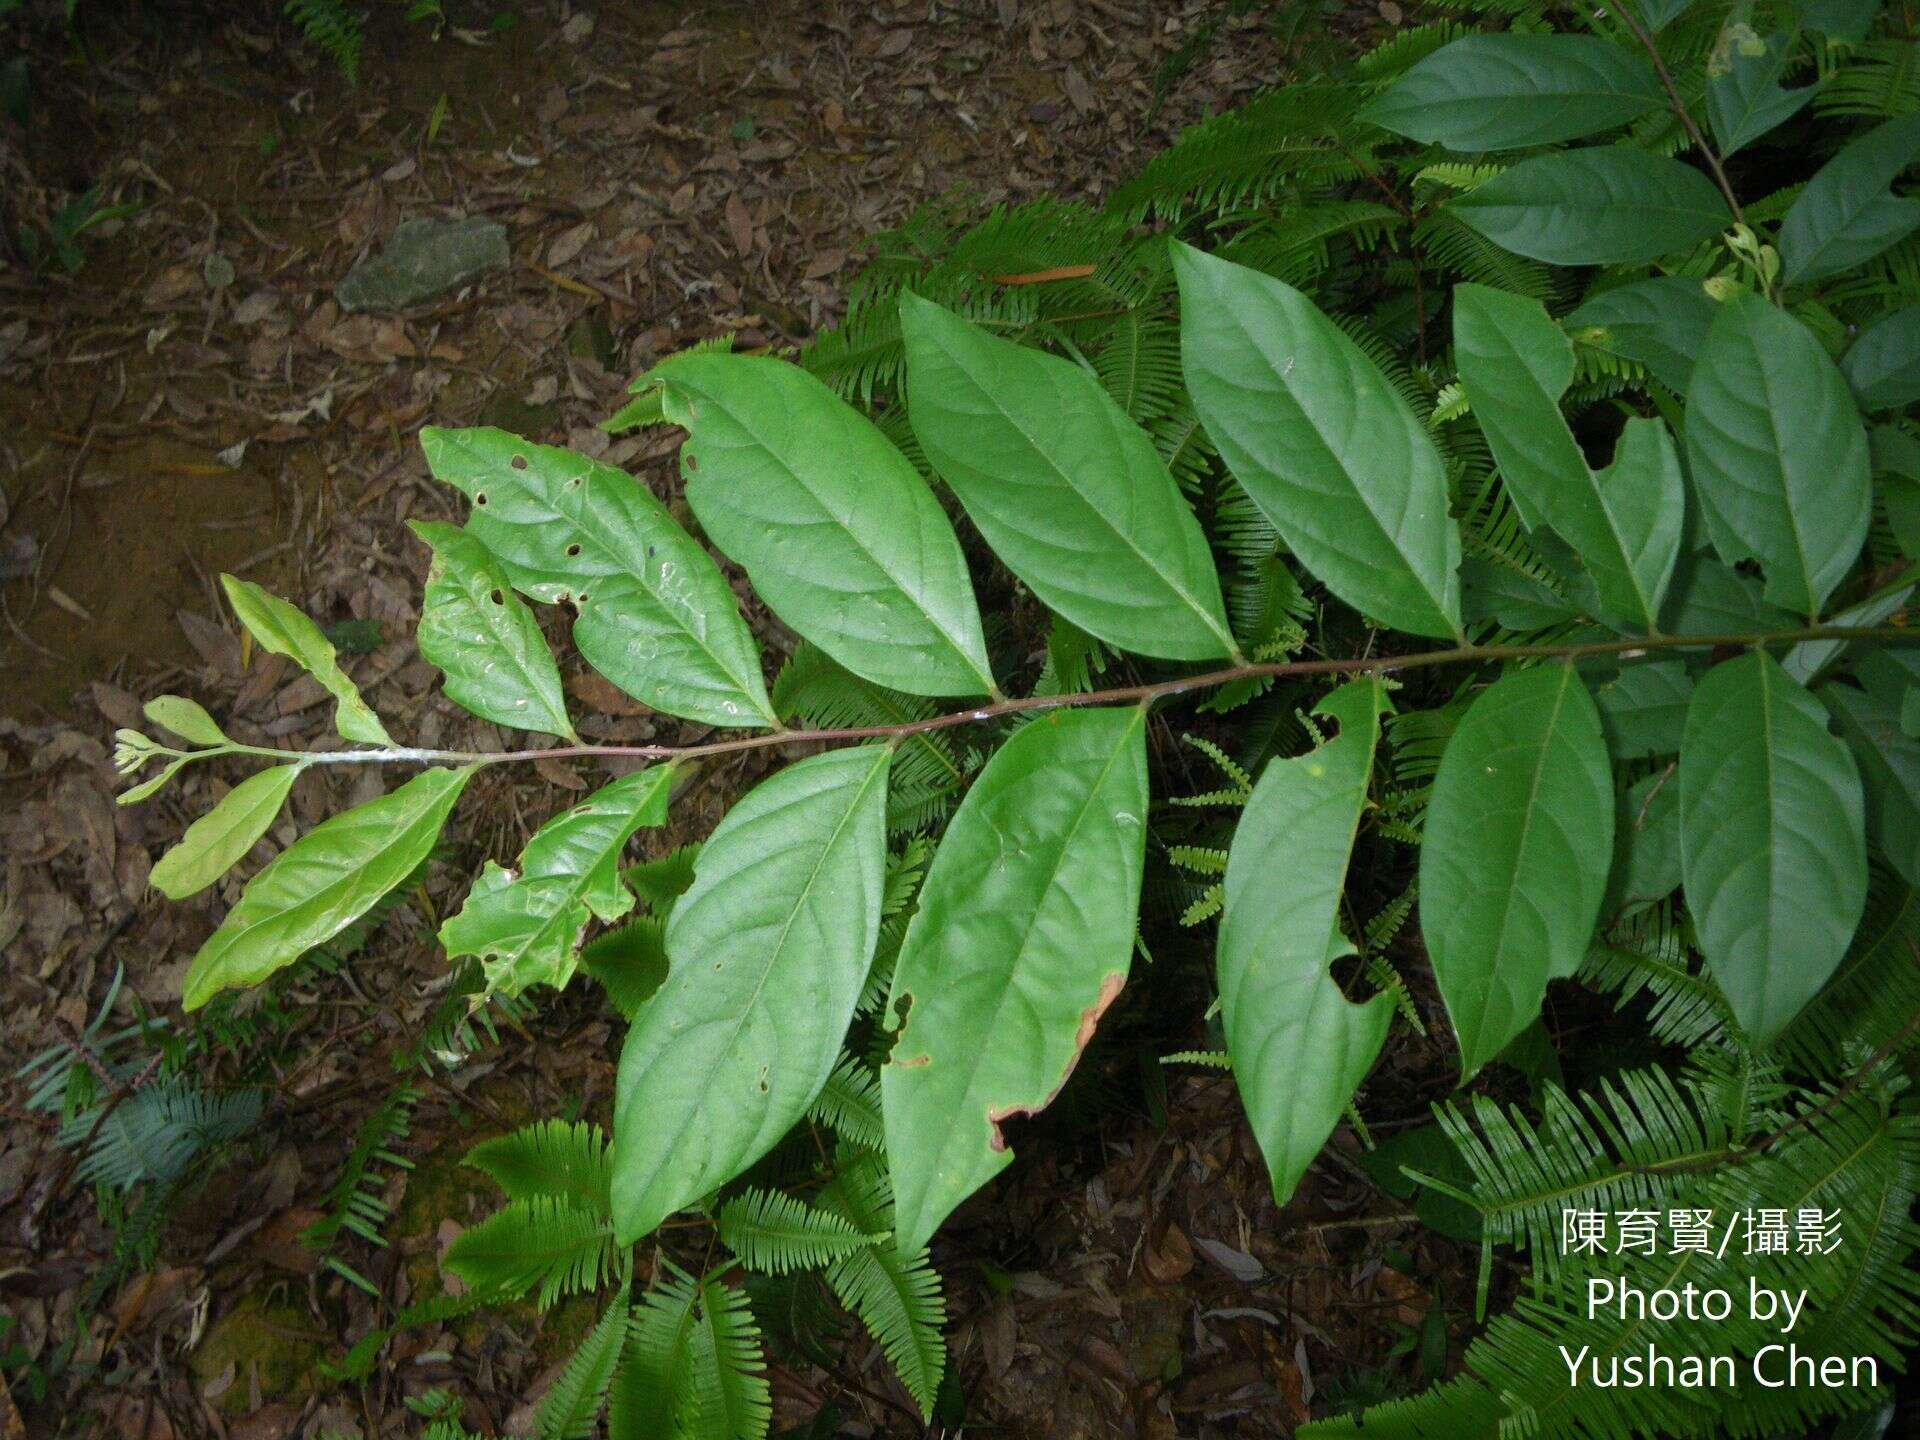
[65,1078,262,1191]
[301,1082,418,1256]
[464,1119,613,1219]
[538,1299,630,1440]
[819,1151,947,1419]
[284,0,363,82]
[689,1276,773,1440]
[807,1053,885,1152]
[442,1196,621,1309]
[719,1189,882,1274]
[580,917,669,1020]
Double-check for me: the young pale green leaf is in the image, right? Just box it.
[220,575,393,746]
[410,519,577,742]
[1419,664,1613,1078]
[1777,112,1920,284]
[1707,31,1819,157]
[1606,769,1682,915]
[149,764,301,900]
[1565,277,1717,393]
[143,695,228,747]
[1840,306,1920,413]
[1173,244,1462,640]
[1681,653,1866,1040]
[611,746,891,1245]
[650,352,997,698]
[1361,35,1661,151]
[1219,679,1394,1205]
[420,426,777,729]
[182,765,473,1009]
[441,766,674,1000]
[1824,682,1920,888]
[1591,659,1693,759]
[883,707,1149,1254]
[1453,285,1682,632]
[1448,149,1730,265]
[1685,293,1870,619]
[899,292,1238,662]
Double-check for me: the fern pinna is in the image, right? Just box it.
[107,0,1920,1431]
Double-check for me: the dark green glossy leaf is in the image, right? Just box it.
[613,746,891,1244]
[442,766,674,1000]
[1661,552,1799,636]
[1606,769,1683,914]
[1174,244,1462,639]
[1685,292,1870,618]
[411,520,577,741]
[1778,113,1920,284]
[1707,31,1818,157]
[1591,659,1694,759]
[1565,277,1717,393]
[1219,679,1394,1204]
[1825,682,1920,887]
[1453,284,1682,631]
[1679,652,1866,1040]
[900,293,1237,662]
[1363,35,1661,151]
[883,708,1149,1253]
[182,766,474,1009]
[1841,307,1920,412]
[652,352,996,698]
[421,426,777,729]
[1449,149,1730,265]
[1420,665,1613,1077]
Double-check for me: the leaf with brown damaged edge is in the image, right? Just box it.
[882,706,1149,1254]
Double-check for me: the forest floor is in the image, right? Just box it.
[0,2,1475,1436]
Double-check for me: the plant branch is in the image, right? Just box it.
[227,624,1914,771]
[1599,1,1746,225]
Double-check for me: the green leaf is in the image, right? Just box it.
[1448,148,1730,265]
[1606,768,1683,914]
[1825,682,1920,887]
[410,519,577,742]
[650,352,997,698]
[1778,113,1920,285]
[883,707,1149,1254]
[1361,35,1661,151]
[1631,0,1693,30]
[1173,244,1462,640]
[420,426,777,729]
[1707,31,1818,157]
[899,293,1238,662]
[1219,679,1394,1205]
[149,764,301,900]
[142,695,228,747]
[537,1300,629,1440]
[464,1119,612,1217]
[442,1195,618,1308]
[1419,665,1613,1077]
[1662,552,1798,636]
[220,575,393,746]
[1782,574,1914,684]
[1452,284,1682,632]
[1797,0,1879,41]
[1840,306,1920,413]
[684,1276,772,1440]
[441,766,674,1000]
[717,1190,881,1274]
[182,766,472,1009]
[1591,659,1693,759]
[1565,277,1717,393]
[1684,293,1870,618]
[611,746,891,1244]
[611,1265,701,1440]
[1679,651,1867,1040]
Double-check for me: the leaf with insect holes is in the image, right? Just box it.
[612,746,890,1245]
[1453,283,1682,632]
[1685,292,1870,619]
[1174,244,1462,640]
[1420,665,1613,1077]
[441,766,674,1001]
[1362,35,1662,151]
[1681,652,1866,1040]
[182,765,474,1009]
[1219,679,1394,1205]
[411,520,577,741]
[150,764,302,900]
[1448,149,1730,266]
[421,426,777,729]
[900,293,1238,662]
[221,575,393,745]
[651,351,996,698]
[883,708,1148,1254]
